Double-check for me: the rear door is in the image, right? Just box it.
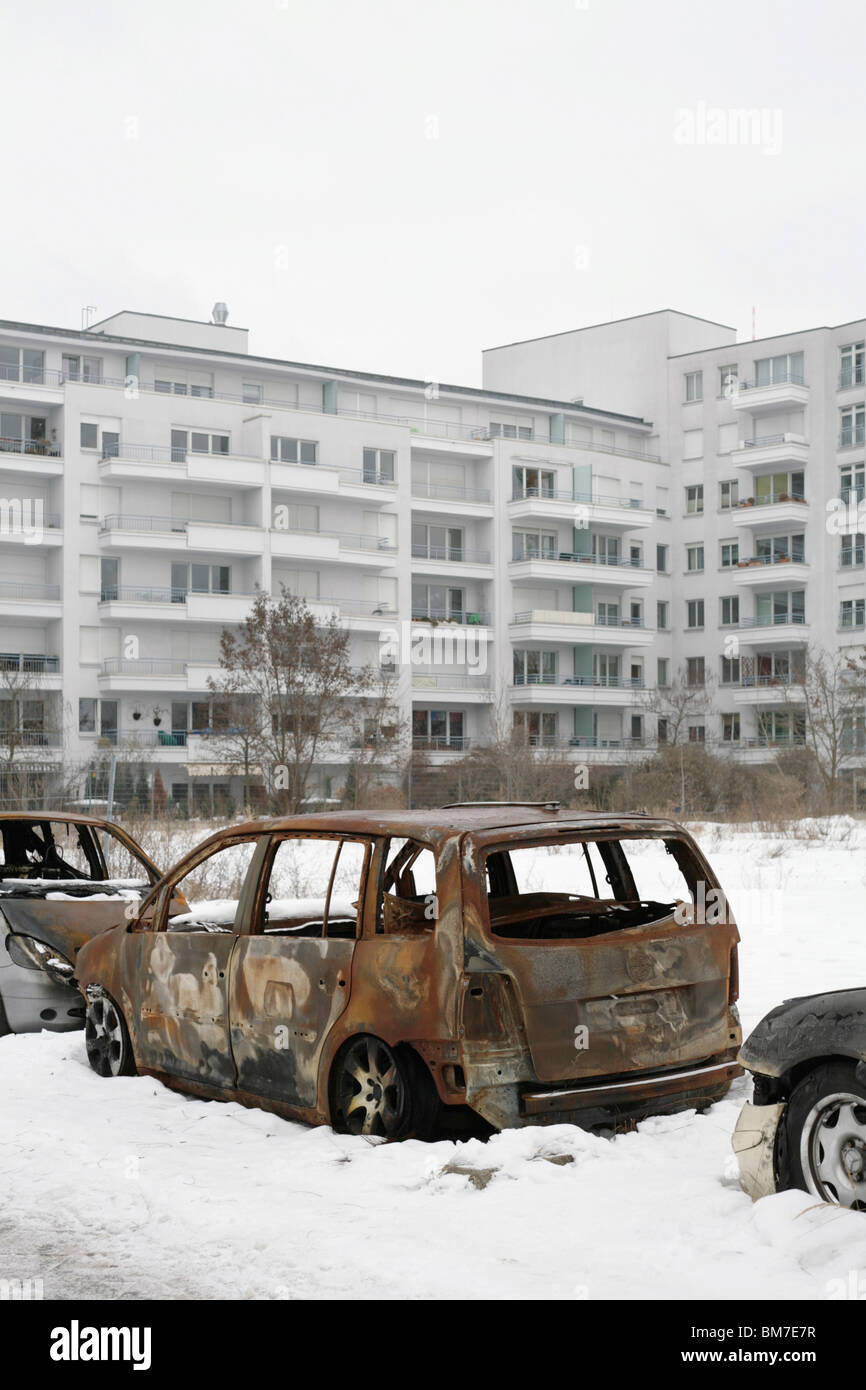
[474,832,738,1084]
[228,834,369,1108]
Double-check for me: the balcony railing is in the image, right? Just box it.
[0,653,60,673]
[101,514,259,535]
[0,581,61,601]
[412,736,471,751]
[839,368,866,388]
[840,549,865,568]
[411,608,490,626]
[737,372,806,391]
[511,550,647,569]
[410,673,491,689]
[276,528,398,554]
[840,615,866,630]
[100,585,256,604]
[740,613,806,628]
[840,429,866,449]
[512,674,645,689]
[0,730,62,747]
[101,659,190,676]
[311,595,397,618]
[735,492,806,508]
[0,436,61,457]
[412,481,491,504]
[411,543,492,564]
[737,552,806,569]
[740,735,806,749]
[0,367,64,387]
[511,486,647,510]
[511,610,647,629]
[739,674,800,689]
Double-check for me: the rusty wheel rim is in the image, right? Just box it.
[335,1037,408,1138]
[85,997,125,1078]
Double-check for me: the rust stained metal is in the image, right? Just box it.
[74,807,743,1132]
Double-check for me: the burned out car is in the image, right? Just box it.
[0,814,162,1035]
[733,992,866,1210]
[76,805,742,1137]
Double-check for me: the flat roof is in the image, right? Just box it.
[483,308,737,354]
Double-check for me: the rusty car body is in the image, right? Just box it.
[76,804,743,1137]
[733,990,866,1209]
[0,813,161,1035]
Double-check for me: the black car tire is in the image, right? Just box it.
[85,992,136,1078]
[330,1034,440,1140]
[777,1059,866,1210]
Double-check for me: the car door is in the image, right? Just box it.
[228,834,369,1109]
[131,834,263,1088]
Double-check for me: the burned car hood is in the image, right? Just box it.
[740,987,866,1076]
[0,890,143,962]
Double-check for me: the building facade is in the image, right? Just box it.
[0,305,862,810]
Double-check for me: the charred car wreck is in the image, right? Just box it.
[733,991,866,1210]
[76,805,743,1137]
[0,814,161,1035]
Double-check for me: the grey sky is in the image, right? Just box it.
[1,0,863,389]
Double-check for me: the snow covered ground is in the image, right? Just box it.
[2,817,866,1301]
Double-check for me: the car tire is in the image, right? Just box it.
[330,1034,440,1141]
[85,992,136,1078]
[776,1059,866,1210]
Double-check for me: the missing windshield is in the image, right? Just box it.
[483,834,701,940]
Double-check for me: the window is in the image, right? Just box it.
[158,839,259,933]
[720,480,739,509]
[260,836,368,939]
[657,658,669,687]
[629,543,643,568]
[63,355,102,383]
[719,364,738,395]
[411,583,465,622]
[595,653,620,686]
[683,430,703,459]
[78,698,97,734]
[685,484,704,514]
[686,544,704,572]
[840,532,865,567]
[490,420,533,440]
[513,650,557,686]
[511,528,556,562]
[688,724,706,743]
[687,599,704,628]
[512,710,557,746]
[754,471,805,504]
[362,448,395,483]
[378,839,437,935]
[721,541,739,568]
[840,342,865,389]
[722,713,740,743]
[154,373,213,398]
[720,595,739,625]
[755,532,805,565]
[0,346,44,383]
[591,534,620,563]
[686,657,705,687]
[414,523,464,562]
[754,351,804,387]
[656,543,668,573]
[755,590,805,626]
[242,383,263,403]
[271,436,318,465]
[720,655,740,684]
[512,465,555,499]
[657,718,668,745]
[596,601,620,625]
[840,462,865,504]
[840,405,865,449]
[684,371,703,402]
[412,708,465,749]
[841,598,866,629]
[171,430,230,459]
[171,563,231,597]
[657,601,669,630]
[718,422,739,454]
[80,422,98,450]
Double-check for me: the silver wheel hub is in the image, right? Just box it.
[801,1091,866,1209]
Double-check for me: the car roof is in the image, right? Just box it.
[0,811,119,829]
[223,806,683,845]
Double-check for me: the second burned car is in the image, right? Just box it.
[76,804,743,1137]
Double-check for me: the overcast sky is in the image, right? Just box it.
[1,0,863,387]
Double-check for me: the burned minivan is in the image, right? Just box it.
[75,805,742,1136]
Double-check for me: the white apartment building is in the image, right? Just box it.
[485,310,866,763]
[0,307,669,813]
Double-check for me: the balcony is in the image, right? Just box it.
[270,460,398,501]
[411,543,493,578]
[508,487,655,529]
[110,727,237,760]
[0,580,62,618]
[410,673,492,702]
[508,551,654,588]
[100,442,265,489]
[0,653,62,689]
[731,375,809,413]
[98,658,227,692]
[0,508,62,547]
[411,607,491,628]
[511,674,645,706]
[732,735,807,763]
[411,481,492,515]
[733,554,809,586]
[99,514,267,556]
[0,366,64,408]
[509,610,654,647]
[98,586,259,623]
[272,528,398,567]
[732,675,804,706]
[731,435,809,471]
[730,494,808,528]
[738,614,809,644]
[0,436,63,482]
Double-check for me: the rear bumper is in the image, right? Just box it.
[731,1101,785,1200]
[0,961,85,1033]
[521,1059,742,1123]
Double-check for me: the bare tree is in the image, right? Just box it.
[0,663,67,810]
[641,664,716,748]
[781,644,866,811]
[207,588,381,814]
